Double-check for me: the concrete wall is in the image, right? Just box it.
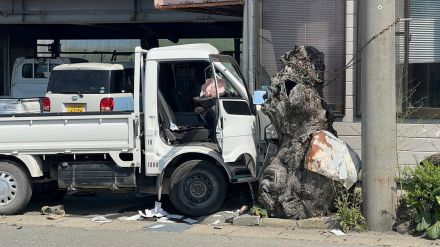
[335,0,440,166]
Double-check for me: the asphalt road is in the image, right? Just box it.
[0,190,432,247]
[0,224,360,247]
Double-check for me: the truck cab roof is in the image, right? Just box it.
[54,63,124,71]
[147,43,219,60]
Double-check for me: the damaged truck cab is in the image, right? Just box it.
[0,44,273,216]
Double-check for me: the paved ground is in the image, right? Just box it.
[0,191,436,247]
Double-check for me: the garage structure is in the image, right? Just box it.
[0,0,243,95]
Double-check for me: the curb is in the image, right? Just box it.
[232,216,340,230]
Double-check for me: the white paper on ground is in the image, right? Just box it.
[330,229,346,236]
[91,216,112,223]
[157,217,175,223]
[149,224,166,229]
[124,214,142,221]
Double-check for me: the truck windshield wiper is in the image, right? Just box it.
[60,91,84,98]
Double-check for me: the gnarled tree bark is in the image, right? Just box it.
[258,45,337,219]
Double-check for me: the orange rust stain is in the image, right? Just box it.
[315,131,332,149]
[306,131,331,169]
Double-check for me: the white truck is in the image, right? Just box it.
[0,44,273,216]
[0,57,87,114]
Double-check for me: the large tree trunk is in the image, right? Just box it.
[258,45,337,219]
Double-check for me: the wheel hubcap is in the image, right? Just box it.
[183,173,214,204]
[0,171,17,205]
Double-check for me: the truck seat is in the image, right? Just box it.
[158,91,210,143]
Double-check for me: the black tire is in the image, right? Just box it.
[0,161,32,215]
[169,160,227,217]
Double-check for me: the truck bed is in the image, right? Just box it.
[0,112,136,155]
[0,98,41,114]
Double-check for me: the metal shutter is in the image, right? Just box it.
[261,0,345,113]
[410,0,440,63]
[396,0,406,64]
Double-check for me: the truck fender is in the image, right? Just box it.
[11,155,43,177]
[155,151,232,201]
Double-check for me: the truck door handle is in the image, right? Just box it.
[220,117,224,129]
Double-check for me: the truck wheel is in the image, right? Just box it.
[0,161,32,215]
[169,160,227,217]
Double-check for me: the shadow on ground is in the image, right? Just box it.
[24,183,253,219]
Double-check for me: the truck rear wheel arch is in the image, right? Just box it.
[0,155,43,178]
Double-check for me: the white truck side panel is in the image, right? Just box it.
[0,114,135,156]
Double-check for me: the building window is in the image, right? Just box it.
[398,0,440,117]
[260,0,346,115]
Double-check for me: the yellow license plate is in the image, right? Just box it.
[66,104,85,112]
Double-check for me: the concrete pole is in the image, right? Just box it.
[361,0,397,232]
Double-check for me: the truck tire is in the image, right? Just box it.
[0,161,32,215]
[169,160,227,217]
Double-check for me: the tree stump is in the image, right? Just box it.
[258,45,338,219]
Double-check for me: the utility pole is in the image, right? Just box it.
[361,0,397,232]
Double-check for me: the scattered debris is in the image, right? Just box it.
[120,201,197,225]
[211,219,223,229]
[145,223,193,233]
[239,205,249,215]
[156,217,176,224]
[305,130,361,188]
[10,223,23,230]
[330,229,346,236]
[167,214,185,221]
[182,218,198,224]
[41,205,65,220]
[121,214,142,221]
[91,216,112,224]
[138,201,169,218]
[149,224,165,229]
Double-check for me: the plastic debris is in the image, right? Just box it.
[91,216,112,223]
[305,130,361,189]
[330,229,346,236]
[157,217,175,224]
[145,223,193,233]
[123,214,142,221]
[149,224,166,229]
[239,205,249,215]
[182,218,198,224]
[167,214,184,220]
[211,219,223,229]
[41,205,65,220]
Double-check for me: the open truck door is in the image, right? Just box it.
[210,55,258,178]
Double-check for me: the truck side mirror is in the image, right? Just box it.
[252,90,267,105]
